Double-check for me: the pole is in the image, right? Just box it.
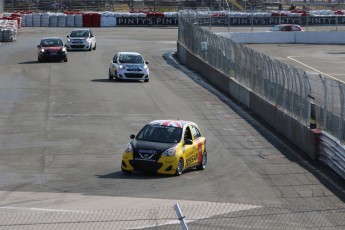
[174,204,188,230]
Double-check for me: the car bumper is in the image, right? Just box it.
[39,53,67,61]
[65,43,92,51]
[121,152,178,175]
[111,68,149,81]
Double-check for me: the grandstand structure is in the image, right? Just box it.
[3,0,345,13]
[2,0,285,12]
[1,0,4,13]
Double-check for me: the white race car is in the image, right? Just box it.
[65,29,96,51]
[109,52,149,82]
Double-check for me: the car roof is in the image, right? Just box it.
[71,28,90,31]
[276,24,300,26]
[118,51,142,56]
[149,120,197,128]
[41,37,62,40]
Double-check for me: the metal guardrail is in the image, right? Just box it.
[320,131,345,180]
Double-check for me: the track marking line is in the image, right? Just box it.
[0,206,88,213]
[287,56,345,84]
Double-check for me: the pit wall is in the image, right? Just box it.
[177,42,319,161]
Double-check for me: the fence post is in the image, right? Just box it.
[310,102,317,129]
[174,204,188,230]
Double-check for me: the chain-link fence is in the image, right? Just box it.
[0,203,345,229]
[178,10,345,143]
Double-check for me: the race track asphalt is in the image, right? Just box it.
[0,27,344,216]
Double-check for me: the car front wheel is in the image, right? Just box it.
[197,151,207,170]
[175,158,184,176]
[122,168,132,174]
[108,69,113,80]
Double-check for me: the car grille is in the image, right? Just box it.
[124,73,145,78]
[45,50,60,54]
[134,150,160,161]
[70,45,85,48]
[130,160,163,172]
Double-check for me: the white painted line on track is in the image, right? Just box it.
[0,113,179,118]
[287,56,345,83]
[0,191,261,229]
[0,206,88,213]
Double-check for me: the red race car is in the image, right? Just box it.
[268,24,304,32]
[37,37,68,62]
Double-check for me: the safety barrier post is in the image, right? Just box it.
[174,203,188,230]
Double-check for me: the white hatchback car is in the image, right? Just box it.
[65,29,96,51]
[108,52,149,82]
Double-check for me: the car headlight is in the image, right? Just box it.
[119,65,124,69]
[40,48,45,53]
[143,65,148,70]
[162,147,176,156]
[125,143,133,153]
[62,47,67,52]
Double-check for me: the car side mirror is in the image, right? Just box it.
[130,134,135,139]
[67,35,69,38]
[184,139,193,145]
[37,45,40,48]
[145,61,149,64]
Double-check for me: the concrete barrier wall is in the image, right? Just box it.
[177,41,319,160]
[177,44,230,95]
[219,31,345,44]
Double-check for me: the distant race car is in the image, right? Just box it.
[37,37,67,62]
[109,51,149,82]
[268,24,304,32]
[65,28,96,51]
[121,120,207,176]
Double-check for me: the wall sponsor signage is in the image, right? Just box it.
[116,15,345,26]
[197,16,345,26]
[116,17,178,26]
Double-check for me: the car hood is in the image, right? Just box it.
[131,139,177,155]
[123,63,146,69]
[69,37,87,40]
[41,46,64,51]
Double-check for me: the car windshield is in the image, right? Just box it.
[118,54,144,64]
[70,30,89,37]
[41,39,63,47]
[269,25,280,31]
[136,125,182,143]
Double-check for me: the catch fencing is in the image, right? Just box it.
[177,10,345,144]
[1,203,345,229]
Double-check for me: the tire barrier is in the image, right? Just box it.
[1,9,345,43]
[10,11,178,27]
[0,19,18,42]
[3,9,345,28]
